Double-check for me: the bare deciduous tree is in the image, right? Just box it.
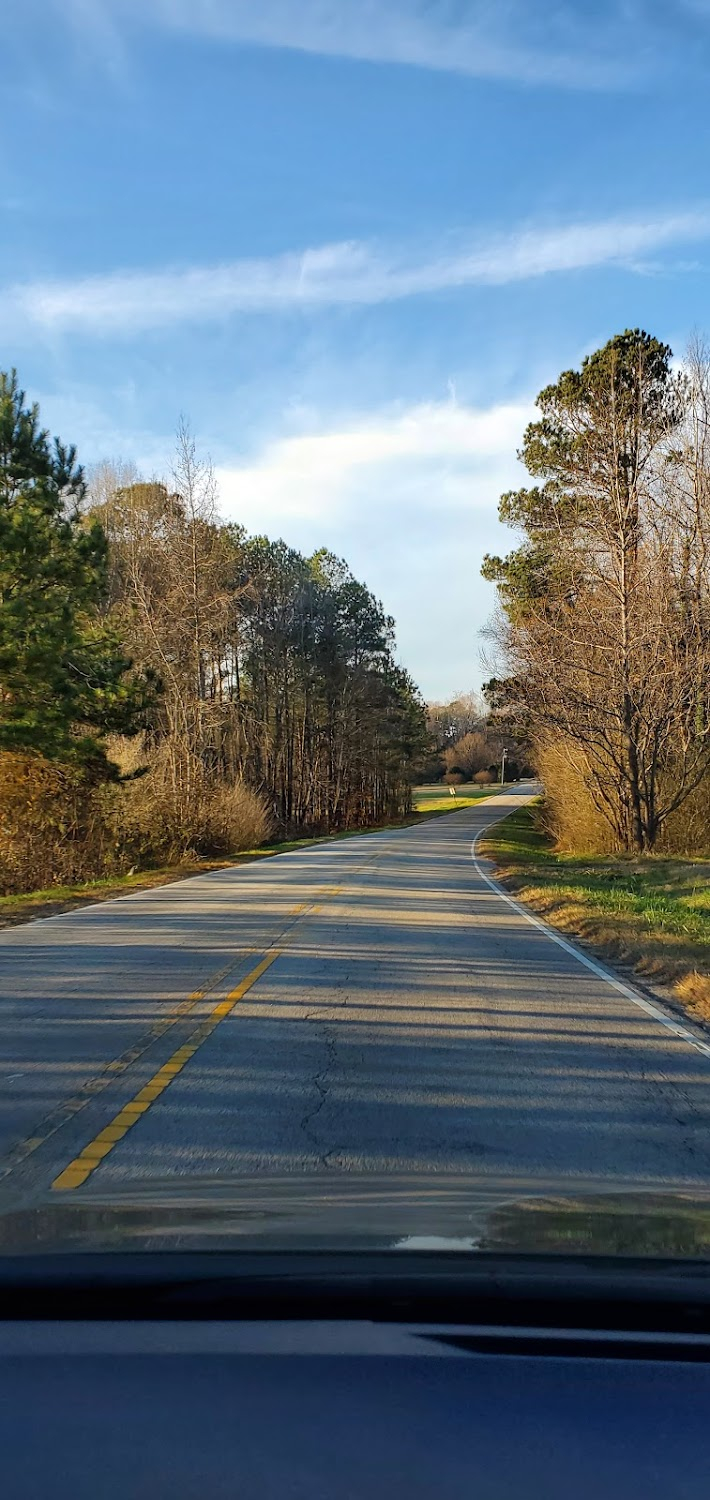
[89,432,427,841]
[484,330,710,852]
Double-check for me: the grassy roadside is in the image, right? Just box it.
[479,805,710,1019]
[0,856,273,930]
[413,784,502,812]
[0,783,501,930]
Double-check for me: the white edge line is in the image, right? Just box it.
[471,805,710,1064]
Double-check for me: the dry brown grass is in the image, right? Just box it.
[0,738,273,897]
[672,970,710,1017]
[535,738,710,857]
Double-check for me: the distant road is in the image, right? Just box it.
[2,782,710,1204]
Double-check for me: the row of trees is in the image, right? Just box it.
[0,373,427,891]
[484,329,710,854]
[92,429,425,834]
[424,691,518,782]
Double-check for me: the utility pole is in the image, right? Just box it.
[500,748,507,786]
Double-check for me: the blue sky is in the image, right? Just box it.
[3,2,710,699]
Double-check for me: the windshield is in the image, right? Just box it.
[1,2,709,1262]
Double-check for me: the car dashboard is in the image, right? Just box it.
[0,1252,709,1498]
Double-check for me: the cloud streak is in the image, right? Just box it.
[63,0,698,90]
[6,209,710,339]
[133,0,634,89]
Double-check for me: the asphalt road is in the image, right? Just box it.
[2,782,710,1206]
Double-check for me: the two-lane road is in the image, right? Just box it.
[1,783,710,1204]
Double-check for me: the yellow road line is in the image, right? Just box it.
[1,887,340,1187]
[51,950,281,1192]
[0,973,231,1186]
[50,875,355,1191]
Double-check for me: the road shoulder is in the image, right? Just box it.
[0,800,498,932]
[478,804,710,1033]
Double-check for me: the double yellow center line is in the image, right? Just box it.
[50,875,352,1192]
[45,848,398,1194]
[52,950,280,1191]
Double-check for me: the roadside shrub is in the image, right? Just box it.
[536,736,710,856]
[0,752,123,894]
[111,738,273,862]
[198,779,273,854]
[443,771,465,786]
[0,738,275,897]
[473,770,494,785]
[535,738,615,853]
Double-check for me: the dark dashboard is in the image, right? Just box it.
[1,1252,709,1499]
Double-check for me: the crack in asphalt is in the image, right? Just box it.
[300,1008,340,1167]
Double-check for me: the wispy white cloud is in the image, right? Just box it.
[216,397,533,527]
[58,0,690,89]
[7,209,710,338]
[215,393,532,698]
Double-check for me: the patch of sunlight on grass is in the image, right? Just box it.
[414,783,503,812]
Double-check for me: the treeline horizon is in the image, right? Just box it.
[0,373,427,894]
[422,690,526,785]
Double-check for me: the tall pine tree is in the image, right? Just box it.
[0,370,148,765]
